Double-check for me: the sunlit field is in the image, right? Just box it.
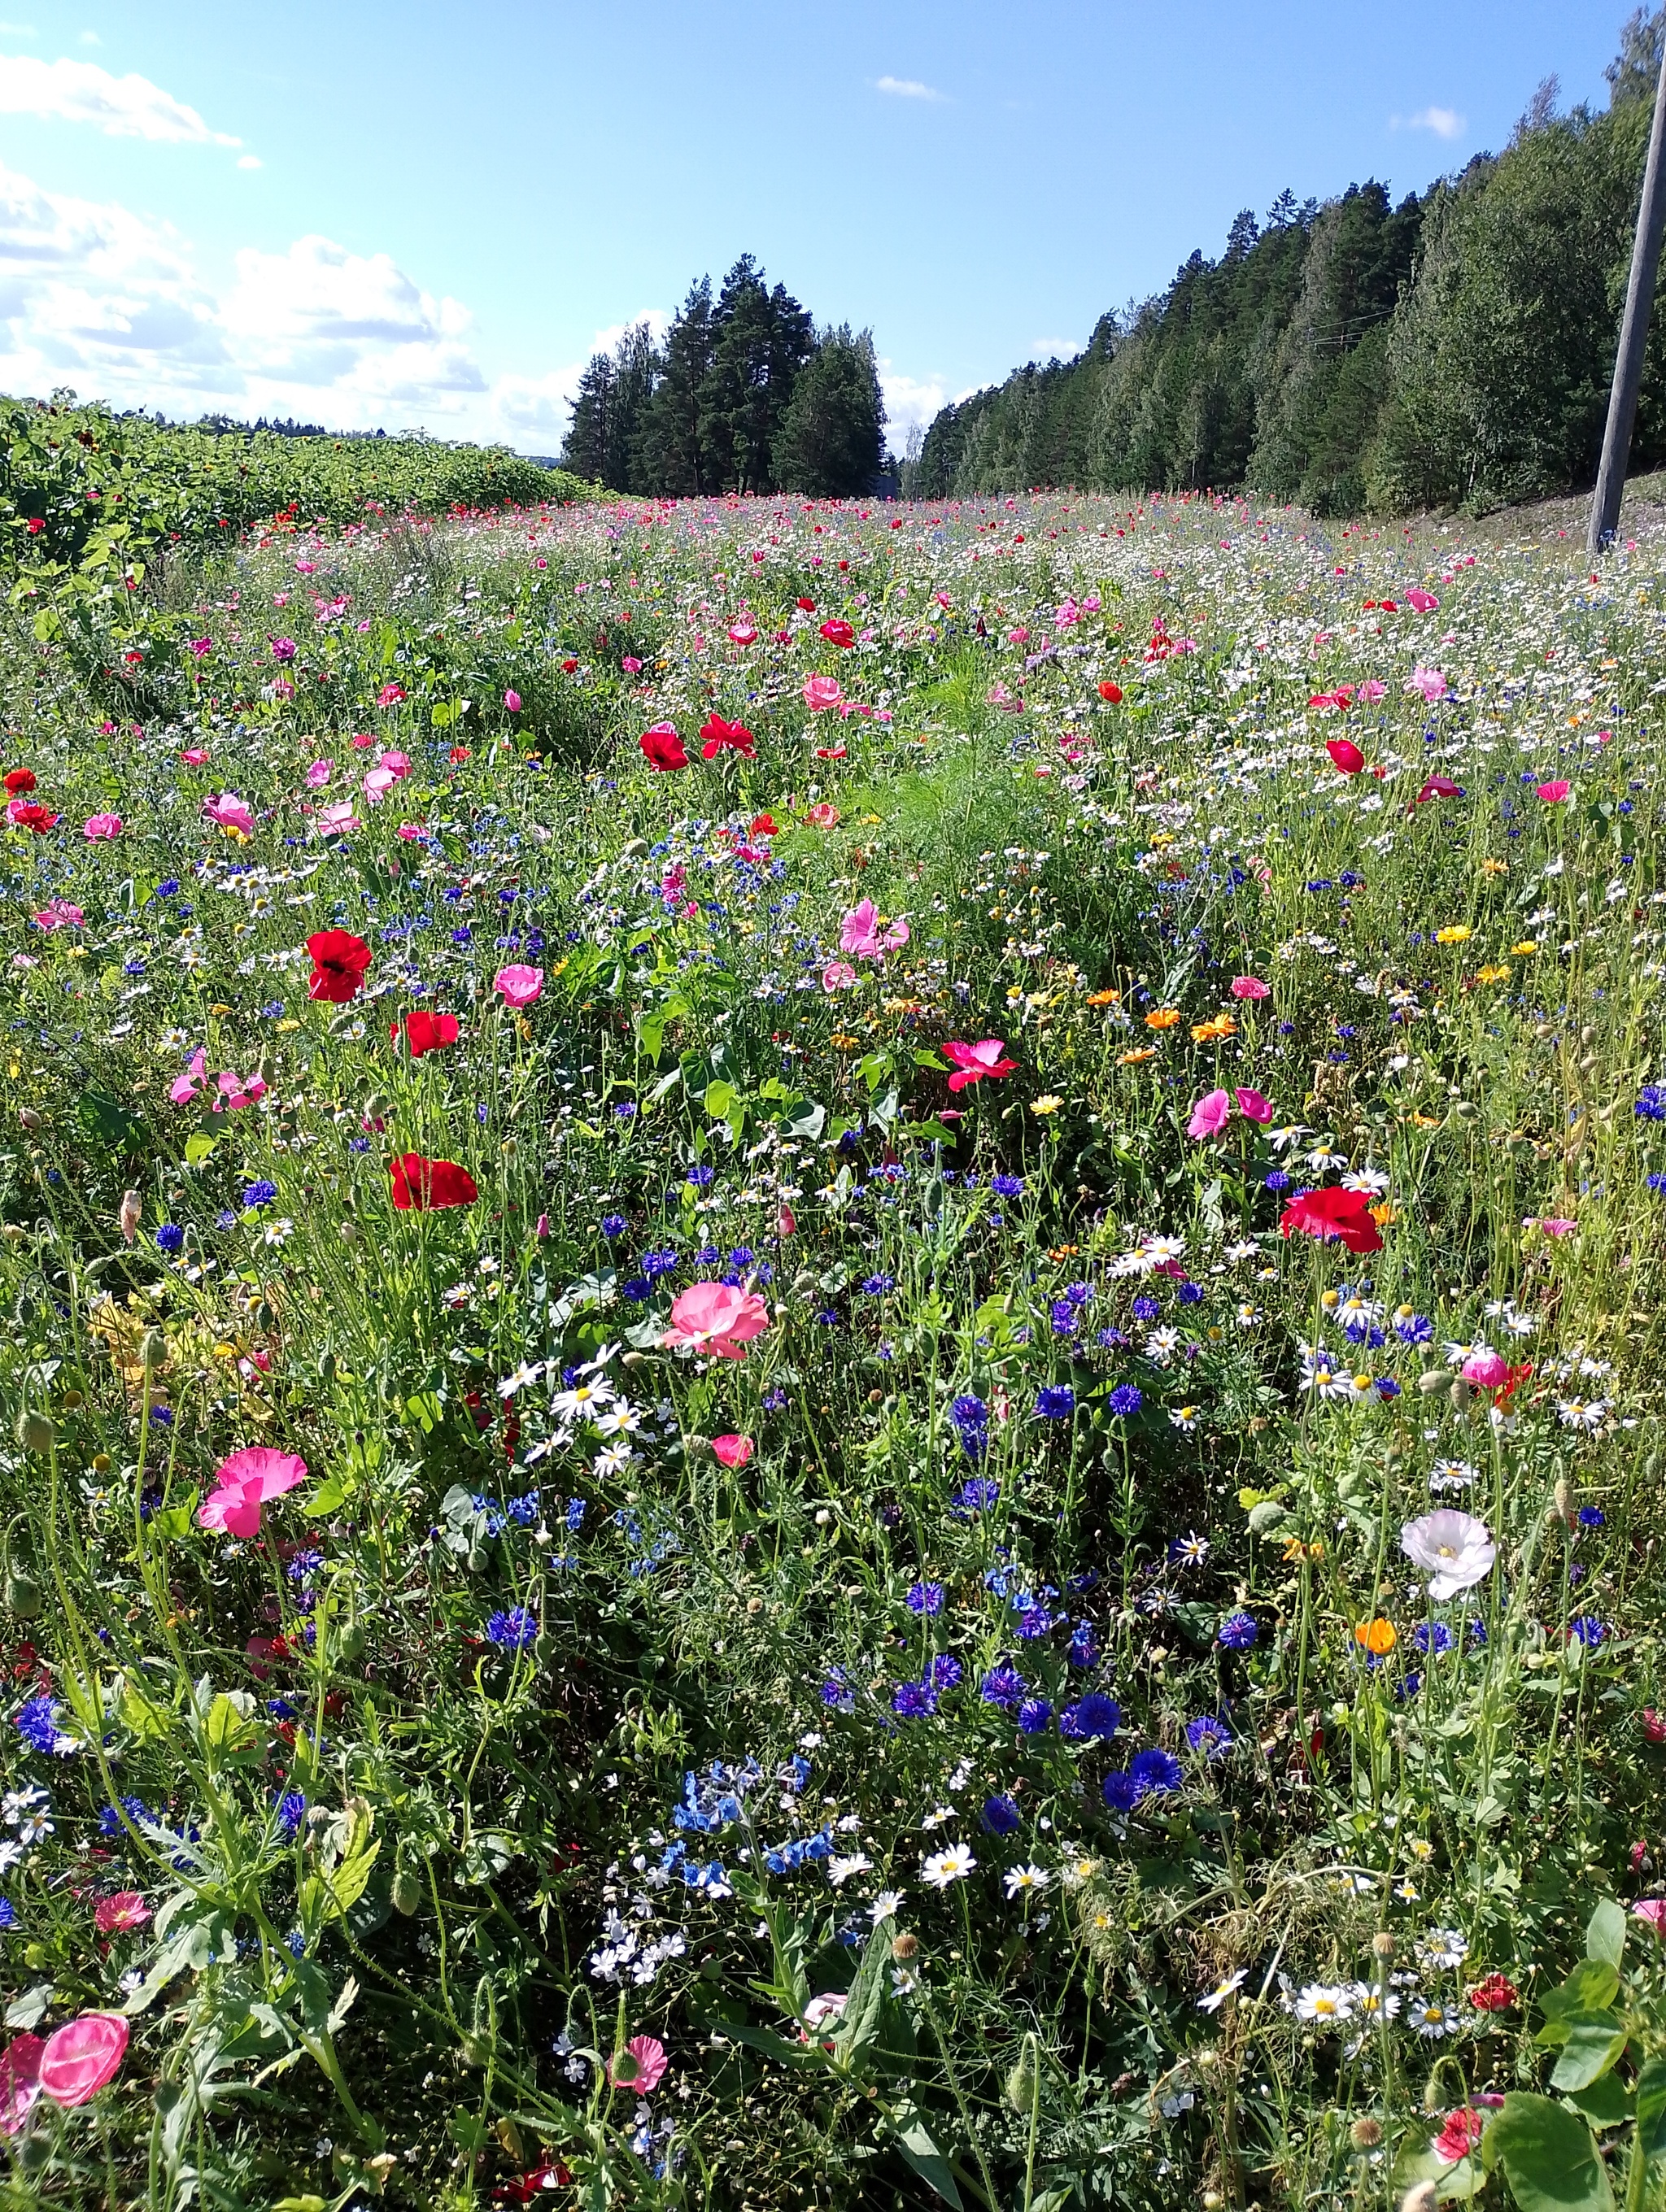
[1,476,1664,2212]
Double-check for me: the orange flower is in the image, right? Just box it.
[1086,989,1121,1007]
[1118,1047,1158,1065]
[1145,1007,1181,1030]
[1191,1013,1239,1043]
[1282,1536,1324,1564]
[1354,1618,1397,1655]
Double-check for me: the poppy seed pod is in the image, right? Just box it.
[137,1330,168,1373]
[892,1931,919,1960]
[18,1106,42,1131]
[16,1411,55,1452]
[1351,2119,1384,2149]
[1416,1369,1449,1396]
[5,1561,41,1619]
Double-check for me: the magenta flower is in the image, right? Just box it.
[1187,1088,1232,1139]
[1536,780,1570,803]
[270,638,297,664]
[198,1447,307,1539]
[1229,975,1270,999]
[504,689,522,712]
[304,759,334,788]
[0,2034,42,2136]
[1235,1086,1273,1124]
[663,1282,770,1360]
[608,2035,667,2092]
[1407,665,1447,703]
[494,964,543,1008]
[1461,1352,1510,1388]
[82,812,122,840]
[38,2013,129,2108]
[710,1435,754,1468]
[202,792,255,836]
[941,1039,1017,1091]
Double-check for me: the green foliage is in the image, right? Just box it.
[773,325,886,498]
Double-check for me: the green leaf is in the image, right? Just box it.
[77,1089,142,1149]
[201,1691,260,1761]
[305,1471,353,1517]
[184,1132,216,1165]
[325,1844,381,1918]
[5,1984,54,2030]
[889,2105,963,2208]
[1541,1960,1621,2023]
[1561,2073,1630,2130]
[1637,2057,1666,2164]
[831,1922,888,2065]
[1549,2014,1627,2092]
[1586,1898,1627,1971]
[1485,2092,1611,2212]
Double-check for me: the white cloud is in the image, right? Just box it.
[876,74,944,102]
[1394,105,1466,140]
[236,153,260,170]
[77,26,98,42]
[0,158,661,451]
[0,51,239,143]
[879,361,948,438]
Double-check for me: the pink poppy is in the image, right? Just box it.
[1229,976,1270,1000]
[0,2034,41,2136]
[1434,2107,1487,2165]
[376,681,406,708]
[941,1039,1017,1091]
[621,655,643,673]
[379,750,412,777]
[363,766,397,803]
[805,803,841,829]
[1186,1088,1232,1139]
[180,747,210,765]
[1357,679,1387,702]
[33,900,82,931]
[1532,1217,1577,1238]
[504,689,522,712]
[1536,780,1570,803]
[83,812,122,840]
[198,1447,308,1539]
[1407,665,1446,703]
[316,801,360,834]
[1235,1086,1273,1124]
[804,675,844,712]
[663,1282,770,1361]
[1461,1352,1511,1388]
[1407,588,1440,613]
[822,960,857,992]
[93,1891,150,1935]
[495,964,543,1008]
[608,2036,667,2092]
[840,899,909,960]
[304,759,334,788]
[1633,1898,1666,1934]
[38,2013,129,2107]
[710,1435,754,1469]
[777,1204,796,1237]
[726,622,757,646]
[202,793,255,836]
[396,822,427,841]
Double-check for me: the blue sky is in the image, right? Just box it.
[0,2,1626,454]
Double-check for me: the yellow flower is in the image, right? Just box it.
[1191,1013,1238,1043]
[1434,925,1471,946]
[1031,1095,1064,1116]
[1354,1618,1397,1655]
[1510,940,1538,956]
[1118,1047,1158,1065]
[1475,964,1511,983]
[1480,857,1508,876]
[1145,1007,1181,1030]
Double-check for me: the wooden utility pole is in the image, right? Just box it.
[1590,29,1666,553]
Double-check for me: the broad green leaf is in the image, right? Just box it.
[890,2105,963,2208]
[1541,1960,1620,2023]
[1586,1898,1627,1971]
[1638,2057,1666,2164]
[304,1471,353,1517]
[831,1922,888,2064]
[201,1691,260,1761]
[184,1131,216,1165]
[1561,2073,1630,2130]
[77,1090,142,1149]
[1485,2092,1611,2212]
[1549,2014,1627,2092]
[326,1843,381,1918]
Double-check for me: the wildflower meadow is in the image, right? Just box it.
[0,459,1664,2212]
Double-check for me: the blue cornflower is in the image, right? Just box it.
[1264,1170,1290,1192]
[267,1698,298,1721]
[1577,1507,1606,1529]
[286,1548,324,1583]
[905,1582,944,1616]
[621,1278,652,1302]
[1109,1383,1143,1418]
[821,1672,855,1713]
[1184,1716,1232,1757]
[1413,1622,1454,1656]
[685,1164,716,1187]
[1036,1385,1075,1420]
[275,1791,306,1838]
[600,1213,628,1240]
[950,1394,988,1460]
[1101,1770,1140,1814]
[1649,1173,1666,1195]
[0,1900,15,1930]
[990,1174,1024,1198]
[565,1498,587,1531]
[1176,1282,1203,1306]
[1394,1312,1434,1345]
[892,1681,937,1719]
[1065,1281,1092,1307]
[862,1274,896,1296]
[242,1181,279,1211]
[727,1247,756,1269]
[642,1249,679,1278]
[980,1665,1026,1709]
[155,1223,185,1252]
[15,1696,68,1756]
[1129,1748,1184,1796]
[1132,1295,1160,1322]
[1016,1697,1053,1735]
[1636,1086,1666,1121]
[1062,1692,1120,1740]
[981,1794,1020,1835]
[486,1607,539,1650]
[956,1477,1000,1513]
[930,1654,962,1690]
[99,1796,152,1837]
[1067,1626,1100,1668]
[1569,1617,1607,1648]
[1051,1300,1079,1335]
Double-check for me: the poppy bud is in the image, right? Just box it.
[1005,2043,1039,2114]
[17,1107,42,1131]
[1552,1476,1575,1526]
[1416,1369,1448,1396]
[118,1191,142,1244]
[16,1411,55,1452]
[1448,1377,1472,1406]
[338,1218,360,1243]
[5,1561,41,1619]
[1372,1932,1395,1958]
[138,1330,167,1373]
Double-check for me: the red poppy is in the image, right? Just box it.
[1326,738,1365,774]
[3,768,36,795]
[639,724,688,772]
[1279,1185,1383,1254]
[1468,1972,1518,2012]
[1412,774,1463,807]
[391,1009,460,1056]
[818,619,855,649]
[389,1153,479,1210]
[700,713,756,760]
[1097,681,1123,703]
[560,657,578,673]
[9,802,58,833]
[305,930,373,1003]
[796,595,816,612]
[749,812,779,837]
[25,516,45,535]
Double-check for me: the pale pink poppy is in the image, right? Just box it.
[1235,1086,1273,1124]
[710,1435,754,1469]
[840,899,909,961]
[1536,780,1570,803]
[777,1204,796,1237]
[93,1891,150,1935]
[1187,1088,1232,1139]
[33,900,82,931]
[198,1447,307,1538]
[378,750,412,778]
[805,803,841,829]
[316,801,360,834]
[494,964,543,1008]
[804,675,844,712]
[396,822,426,841]
[1357,679,1387,702]
[822,960,857,992]
[1634,1899,1666,1935]
[83,813,122,840]
[663,1282,770,1361]
[727,623,757,646]
[1407,666,1446,703]
[202,793,255,836]
[1229,976,1270,999]
[38,2013,129,2107]
[608,2035,667,2092]
[376,681,406,708]
[0,2034,41,2136]
[304,759,334,788]
[363,767,397,803]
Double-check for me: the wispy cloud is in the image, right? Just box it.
[0,24,39,36]
[876,74,944,102]
[1393,104,1466,141]
[76,26,98,42]
[0,51,239,143]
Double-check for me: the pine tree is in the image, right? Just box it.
[773,326,885,496]
[637,278,718,495]
[704,258,813,492]
[560,353,615,481]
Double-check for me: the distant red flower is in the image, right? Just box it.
[796,595,816,612]
[818,619,855,649]
[1434,2108,1487,2165]
[749,812,779,838]
[1326,738,1365,773]
[639,723,688,772]
[2,768,36,795]
[305,929,372,1003]
[1097,680,1123,703]
[390,1154,478,1210]
[700,713,756,760]
[560,657,578,673]
[93,1892,150,1936]
[1412,774,1463,808]
[8,801,58,833]
[1468,1972,1519,2012]
[25,516,44,535]
[1280,1185,1383,1254]
[392,1009,460,1056]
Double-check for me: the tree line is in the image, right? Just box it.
[912,9,1666,513]
[560,255,888,499]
